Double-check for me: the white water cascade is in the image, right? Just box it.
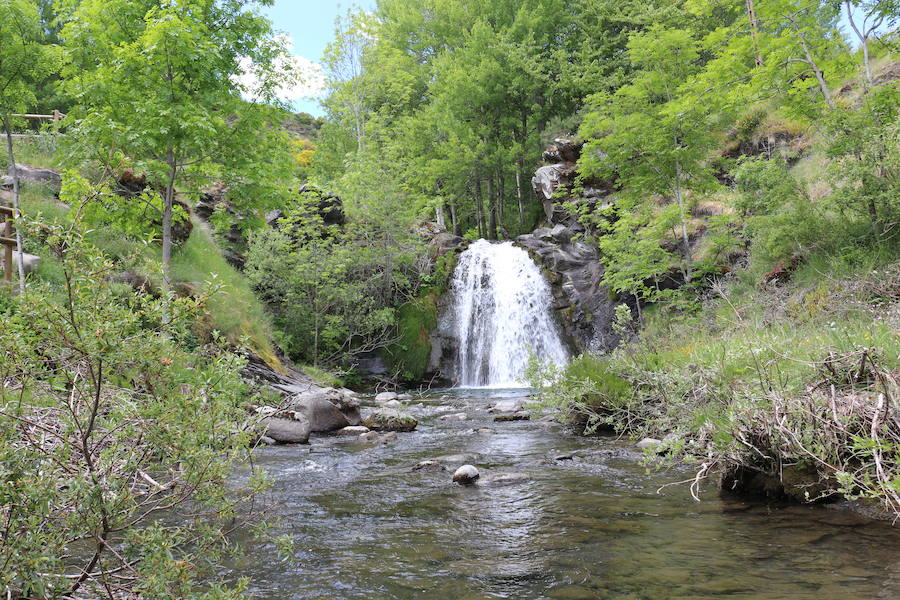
[447,239,568,387]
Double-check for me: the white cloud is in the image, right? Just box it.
[236,34,326,104]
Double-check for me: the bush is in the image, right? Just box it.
[0,216,270,598]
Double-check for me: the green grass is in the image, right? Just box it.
[13,179,280,366]
[0,135,63,170]
[170,222,278,363]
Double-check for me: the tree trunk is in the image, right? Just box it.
[162,150,177,305]
[674,159,692,283]
[435,203,445,229]
[474,180,485,239]
[746,0,763,67]
[449,197,459,236]
[486,176,497,240]
[3,116,26,295]
[844,1,873,89]
[497,168,505,235]
[790,16,835,109]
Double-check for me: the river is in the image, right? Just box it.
[227,388,900,599]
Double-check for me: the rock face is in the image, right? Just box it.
[516,226,623,354]
[363,409,418,432]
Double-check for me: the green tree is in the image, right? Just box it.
[0,0,59,293]
[580,26,725,284]
[61,0,292,297]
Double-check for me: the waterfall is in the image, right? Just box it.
[447,239,568,387]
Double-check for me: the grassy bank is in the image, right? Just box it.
[532,253,900,514]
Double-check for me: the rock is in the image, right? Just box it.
[360,431,397,444]
[260,414,311,444]
[476,428,495,434]
[489,398,526,413]
[374,391,398,402]
[434,453,479,465]
[515,230,623,355]
[0,175,12,189]
[452,464,480,485]
[384,399,402,408]
[413,460,447,472]
[1,252,41,275]
[363,409,418,432]
[637,437,662,450]
[494,411,531,422]
[9,164,62,192]
[430,232,466,255]
[336,425,370,436]
[555,453,575,461]
[439,412,467,421]
[542,138,584,163]
[480,473,531,487]
[287,388,361,433]
[258,436,277,446]
[397,393,414,401]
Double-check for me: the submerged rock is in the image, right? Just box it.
[480,473,531,487]
[359,431,398,444]
[452,465,480,485]
[363,409,418,432]
[494,411,531,422]
[413,460,447,472]
[336,426,370,436]
[439,412,468,420]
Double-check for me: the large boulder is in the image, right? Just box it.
[260,413,311,444]
[287,388,361,433]
[363,409,418,432]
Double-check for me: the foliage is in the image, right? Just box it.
[0,213,269,598]
[244,192,426,368]
[60,0,295,291]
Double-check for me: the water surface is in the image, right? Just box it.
[228,389,900,599]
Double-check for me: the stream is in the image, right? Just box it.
[228,388,900,600]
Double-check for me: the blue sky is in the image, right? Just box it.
[264,0,377,116]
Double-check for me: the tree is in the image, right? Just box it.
[580,26,725,284]
[842,0,898,88]
[61,0,293,298]
[0,0,58,294]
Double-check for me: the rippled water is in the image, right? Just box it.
[227,389,900,599]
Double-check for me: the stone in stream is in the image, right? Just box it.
[286,388,361,433]
[383,399,402,408]
[452,465,480,485]
[259,414,311,444]
[258,435,277,446]
[476,428,496,434]
[363,409,418,432]
[494,411,531,422]
[439,412,467,421]
[336,425,369,436]
[413,460,447,473]
[374,391,398,402]
[488,398,526,413]
[359,431,397,444]
[636,437,662,450]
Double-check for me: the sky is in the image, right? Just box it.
[263,0,377,116]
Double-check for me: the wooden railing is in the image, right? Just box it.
[1,205,18,284]
[9,111,65,121]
